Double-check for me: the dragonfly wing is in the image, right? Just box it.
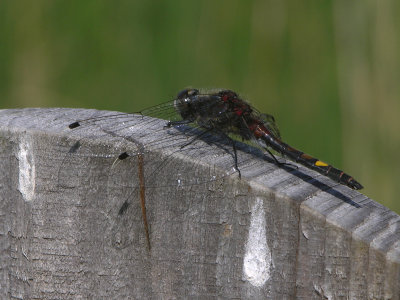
[138,100,181,122]
[60,108,254,202]
[259,113,281,139]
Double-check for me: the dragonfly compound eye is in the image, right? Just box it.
[177,88,199,101]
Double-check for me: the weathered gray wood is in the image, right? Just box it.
[0,108,398,299]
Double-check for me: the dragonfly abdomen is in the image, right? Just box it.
[296,152,363,190]
[260,134,363,190]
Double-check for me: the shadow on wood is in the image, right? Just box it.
[0,108,399,299]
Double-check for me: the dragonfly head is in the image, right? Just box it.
[174,88,199,120]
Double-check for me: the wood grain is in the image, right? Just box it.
[0,108,398,299]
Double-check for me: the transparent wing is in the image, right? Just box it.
[259,113,281,139]
[57,100,282,248]
[57,106,265,207]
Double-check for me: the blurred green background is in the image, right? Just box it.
[0,1,399,212]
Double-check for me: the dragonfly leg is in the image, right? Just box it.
[231,140,241,178]
[216,131,242,178]
[265,148,281,165]
[181,128,242,179]
[265,148,298,169]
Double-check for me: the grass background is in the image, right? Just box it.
[0,1,399,213]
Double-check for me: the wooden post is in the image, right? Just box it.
[0,108,398,299]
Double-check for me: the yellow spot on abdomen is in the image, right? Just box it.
[315,160,328,167]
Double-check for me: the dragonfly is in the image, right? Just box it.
[67,88,363,248]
